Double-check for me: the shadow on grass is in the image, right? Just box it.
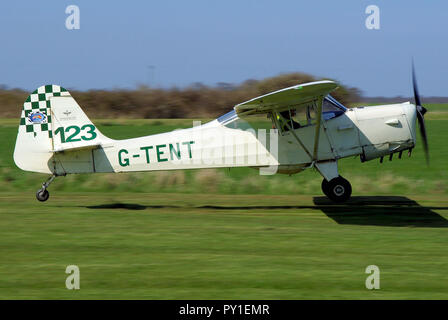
[87,203,317,210]
[86,196,448,228]
[86,203,177,210]
[313,196,448,228]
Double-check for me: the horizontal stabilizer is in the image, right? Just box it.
[51,143,101,153]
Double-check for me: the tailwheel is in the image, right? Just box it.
[36,189,50,202]
[35,174,56,202]
[321,176,352,203]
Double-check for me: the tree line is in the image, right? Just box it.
[0,72,361,119]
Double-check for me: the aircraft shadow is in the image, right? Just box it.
[313,196,448,228]
[86,196,448,228]
[86,203,178,210]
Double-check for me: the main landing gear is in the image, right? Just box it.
[36,175,56,202]
[321,176,352,203]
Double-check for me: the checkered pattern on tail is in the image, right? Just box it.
[19,85,71,138]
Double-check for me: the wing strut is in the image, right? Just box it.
[277,112,313,162]
[312,97,324,161]
[277,97,324,164]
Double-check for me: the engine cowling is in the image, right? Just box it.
[355,103,415,162]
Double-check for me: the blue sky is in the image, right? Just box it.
[0,0,446,96]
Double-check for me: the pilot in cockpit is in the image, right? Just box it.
[277,110,301,132]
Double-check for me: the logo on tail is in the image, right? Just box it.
[28,111,47,124]
[19,85,70,138]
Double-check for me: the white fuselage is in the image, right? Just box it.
[50,102,417,176]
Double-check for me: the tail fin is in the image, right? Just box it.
[14,85,110,174]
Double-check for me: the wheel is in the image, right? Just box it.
[325,176,352,203]
[321,179,330,197]
[36,189,50,202]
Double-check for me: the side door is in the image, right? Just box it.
[321,98,362,158]
[275,105,335,164]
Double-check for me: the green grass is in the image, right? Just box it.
[1,193,448,299]
[1,114,448,299]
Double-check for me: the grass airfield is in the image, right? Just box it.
[1,192,447,299]
[0,110,448,299]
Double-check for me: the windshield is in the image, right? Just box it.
[322,95,347,120]
[217,110,237,124]
[217,94,347,128]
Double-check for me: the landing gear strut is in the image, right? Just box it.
[321,176,352,203]
[36,175,56,202]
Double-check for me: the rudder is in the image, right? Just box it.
[14,85,110,174]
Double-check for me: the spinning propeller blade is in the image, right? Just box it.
[412,61,429,166]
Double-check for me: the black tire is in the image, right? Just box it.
[321,179,330,197]
[36,189,50,202]
[326,176,352,203]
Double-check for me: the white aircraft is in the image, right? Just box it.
[14,67,428,203]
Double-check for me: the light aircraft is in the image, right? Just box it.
[14,66,429,203]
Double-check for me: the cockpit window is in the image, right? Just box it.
[217,109,253,130]
[217,109,237,124]
[322,95,347,120]
[217,94,346,130]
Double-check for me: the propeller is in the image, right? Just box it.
[412,61,429,165]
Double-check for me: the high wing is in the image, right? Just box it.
[234,80,339,163]
[234,80,338,115]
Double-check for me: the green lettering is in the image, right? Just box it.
[54,127,66,143]
[81,124,97,141]
[118,149,130,167]
[182,141,195,158]
[156,144,168,162]
[140,146,153,163]
[65,126,81,142]
[169,143,181,160]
